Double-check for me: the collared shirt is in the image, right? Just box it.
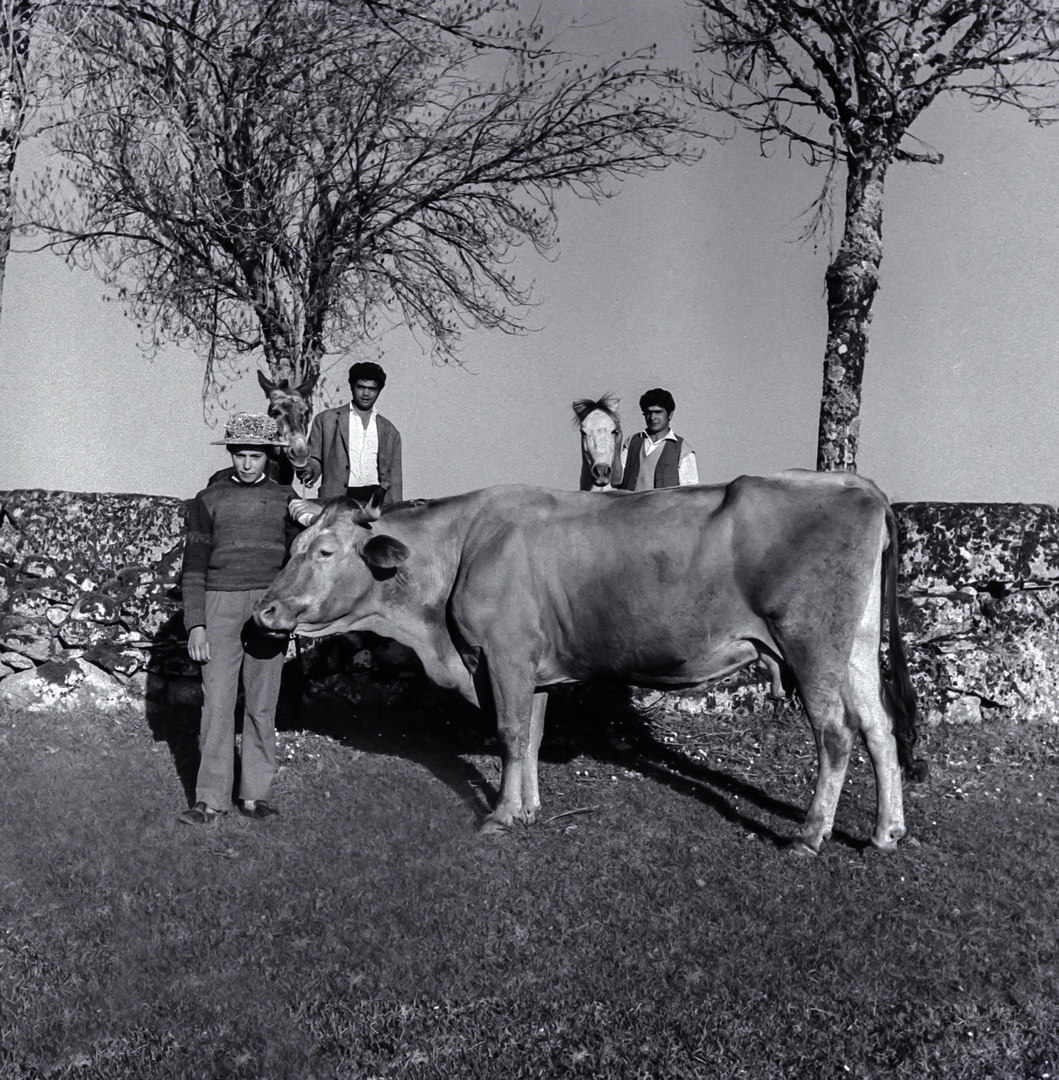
[620,429,699,486]
[347,403,379,487]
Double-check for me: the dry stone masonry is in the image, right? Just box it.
[1,489,1057,726]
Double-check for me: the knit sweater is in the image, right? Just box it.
[181,476,298,630]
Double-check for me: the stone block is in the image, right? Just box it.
[6,588,54,619]
[0,615,55,662]
[0,651,34,671]
[898,593,977,643]
[58,620,120,649]
[0,656,133,712]
[124,670,150,697]
[19,555,62,580]
[0,491,187,574]
[121,595,183,638]
[81,642,148,677]
[895,503,1059,592]
[69,592,122,624]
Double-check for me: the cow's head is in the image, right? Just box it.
[258,369,319,471]
[573,394,623,491]
[254,489,408,636]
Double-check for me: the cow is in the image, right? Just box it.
[255,473,925,855]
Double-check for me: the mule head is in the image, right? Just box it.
[573,394,623,491]
[259,368,319,470]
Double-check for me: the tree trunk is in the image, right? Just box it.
[0,130,15,327]
[816,159,888,472]
[0,0,35,328]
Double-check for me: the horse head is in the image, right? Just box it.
[258,369,319,471]
[573,394,623,491]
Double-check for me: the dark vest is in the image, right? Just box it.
[619,433,684,490]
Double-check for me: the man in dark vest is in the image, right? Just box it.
[618,387,699,491]
[299,361,403,505]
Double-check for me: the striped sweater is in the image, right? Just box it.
[181,477,298,630]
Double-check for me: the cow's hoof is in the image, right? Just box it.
[477,817,513,838]
[869,829,905,854]
[786,838,820,858]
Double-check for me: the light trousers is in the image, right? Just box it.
[196,588,286,811]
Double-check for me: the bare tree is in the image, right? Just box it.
[691,0,1059,472]
[26,0,697,393]
[0,0,40,323]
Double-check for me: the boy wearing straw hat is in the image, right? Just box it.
[178,413,298,826]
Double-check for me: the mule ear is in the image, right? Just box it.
[361,534,410,570]
[351,486,386,524]
[258,369,277,393]
[295,370,319,397]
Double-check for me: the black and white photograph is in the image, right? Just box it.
[1,2,1058,1076]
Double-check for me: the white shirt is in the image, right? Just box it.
[347,404,379,487]
[620,430,699,486]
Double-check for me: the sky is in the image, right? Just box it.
[2,2,1059,505]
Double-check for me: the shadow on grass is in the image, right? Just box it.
[139,631,870,851]
[255,636,856,851]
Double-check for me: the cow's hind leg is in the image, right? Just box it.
[794,690,856,855]
[845,625,906,853]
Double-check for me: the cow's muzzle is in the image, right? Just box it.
[253,597,298,633]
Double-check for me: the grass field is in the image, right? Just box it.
[2,678,1058,1079]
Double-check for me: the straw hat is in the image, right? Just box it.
[211,413,288,446]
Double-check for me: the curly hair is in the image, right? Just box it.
[348,361,387,389]
[639,388,675,414]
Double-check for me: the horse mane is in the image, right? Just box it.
[572,393,620,425]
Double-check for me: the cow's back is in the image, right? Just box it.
[445,476,890,688]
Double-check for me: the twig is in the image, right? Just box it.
[542,805,600,825]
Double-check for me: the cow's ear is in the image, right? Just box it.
[361,534,410,570]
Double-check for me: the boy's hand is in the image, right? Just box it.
[296,461,320,485]
[188,627,210,663]
[289,498,323,526]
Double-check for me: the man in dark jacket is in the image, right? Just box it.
[619,387,699,491]
[179,413,297,825]
[299,361,402,505]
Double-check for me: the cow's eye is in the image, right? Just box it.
[317,547,335,559]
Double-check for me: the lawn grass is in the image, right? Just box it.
[1,680,1057,1079]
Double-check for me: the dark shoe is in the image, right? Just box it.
[238,800,280,820]
[178,801,221,826]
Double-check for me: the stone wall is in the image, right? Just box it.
[895,503,1059,725]
[1,489,1057,725]
[0,490,190,710]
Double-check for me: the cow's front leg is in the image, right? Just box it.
[479,666,538,834]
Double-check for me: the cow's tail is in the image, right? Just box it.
[882,507,929,782]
